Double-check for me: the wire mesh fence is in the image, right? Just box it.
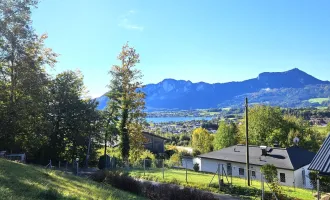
[45,156,320,199]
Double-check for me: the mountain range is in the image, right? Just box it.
[96,68,330,111]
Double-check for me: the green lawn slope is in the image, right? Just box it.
[0,159,145,200]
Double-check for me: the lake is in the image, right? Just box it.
[146,116,213,123]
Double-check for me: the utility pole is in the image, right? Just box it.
[245,97,250,186]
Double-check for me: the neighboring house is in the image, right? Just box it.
[111,132,167,154]
[308,134,330,175]
[197,144,315,189]
[143,132,167,154]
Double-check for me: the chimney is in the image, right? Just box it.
[260,146,268,156]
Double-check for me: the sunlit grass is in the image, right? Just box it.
[0,159,145,200]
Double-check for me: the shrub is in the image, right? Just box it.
[90,170,107,182]
[193,163,199,172]
[130,150,156,168]
[309,171,330,191]
[166,153,181,167]
[141,181,216,200]
[98,155,110,169]
[260,164,287,199]
[164,149,177,159]
[260,164,277,183]
[178,150,192,158]
[105,171,142,195]
[192,149,201,157]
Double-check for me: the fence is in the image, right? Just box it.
[103,156,323,199]
[45,159,81,175]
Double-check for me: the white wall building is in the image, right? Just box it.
[198,145,315,189]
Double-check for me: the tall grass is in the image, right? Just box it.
[0,159,145,200]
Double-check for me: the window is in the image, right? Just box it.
[227,163,232,175]
[280,173,286,183]
[239,168,244,176]
[252,171,256,177]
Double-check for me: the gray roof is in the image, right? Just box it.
[142,132,168,141]
[308,134,330,174]
[198,145,316,170]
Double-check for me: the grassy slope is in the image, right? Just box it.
[0,159,144,200]
[129,168,314,200]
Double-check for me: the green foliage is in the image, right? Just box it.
[192,149,201,157]
[132,150,156,168]
[309,171,330,191]
[166,153,181,167]
[260,164,285,200]
[160,133,190,146]
[261,164,278,183]
[178,150,192,158]
[139,150,156,160]
[240,105,324,152]
[0,1,103,166]
[107,43,146,163]
[98,155,111,170]
[191,128,214,153]
[105,171,143,195]
[213,121,238,150]
[193,163,199,172]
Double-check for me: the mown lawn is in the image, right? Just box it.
[128,168,315,200]
[0,159,145,200]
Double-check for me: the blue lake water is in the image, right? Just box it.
[146,116,213,123]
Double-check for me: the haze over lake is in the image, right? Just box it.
[146,116,212,123]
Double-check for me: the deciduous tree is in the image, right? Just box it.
[191,128,213,153]
[213,121,238,150]
[107,43,146,164]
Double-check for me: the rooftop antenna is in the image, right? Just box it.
[293,137,300,146]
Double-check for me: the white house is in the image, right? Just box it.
[197,145,315,189]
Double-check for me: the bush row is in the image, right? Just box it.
[90,170,216,200]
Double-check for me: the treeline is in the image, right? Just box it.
[0,1,102,164]
[283,108,330,120]
[190,105,328,154]
[0,1,146,166]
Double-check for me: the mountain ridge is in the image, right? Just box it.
[96,68,330,110]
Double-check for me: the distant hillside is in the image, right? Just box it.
[219,84,330,108]
[96,68,330,110]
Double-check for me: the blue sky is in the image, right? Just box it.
[32,0,330,97]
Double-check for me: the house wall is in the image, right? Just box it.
[200,158,297,187]
[181,157,200,170]
[144,135,165,154]
[294,165,313,189]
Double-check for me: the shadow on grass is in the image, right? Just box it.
[0,174,78,200]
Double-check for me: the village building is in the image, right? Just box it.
[142,132,167,154]
[197,144,315,189]
[309,134,330,175]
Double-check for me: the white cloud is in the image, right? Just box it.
[118,10,144,31]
